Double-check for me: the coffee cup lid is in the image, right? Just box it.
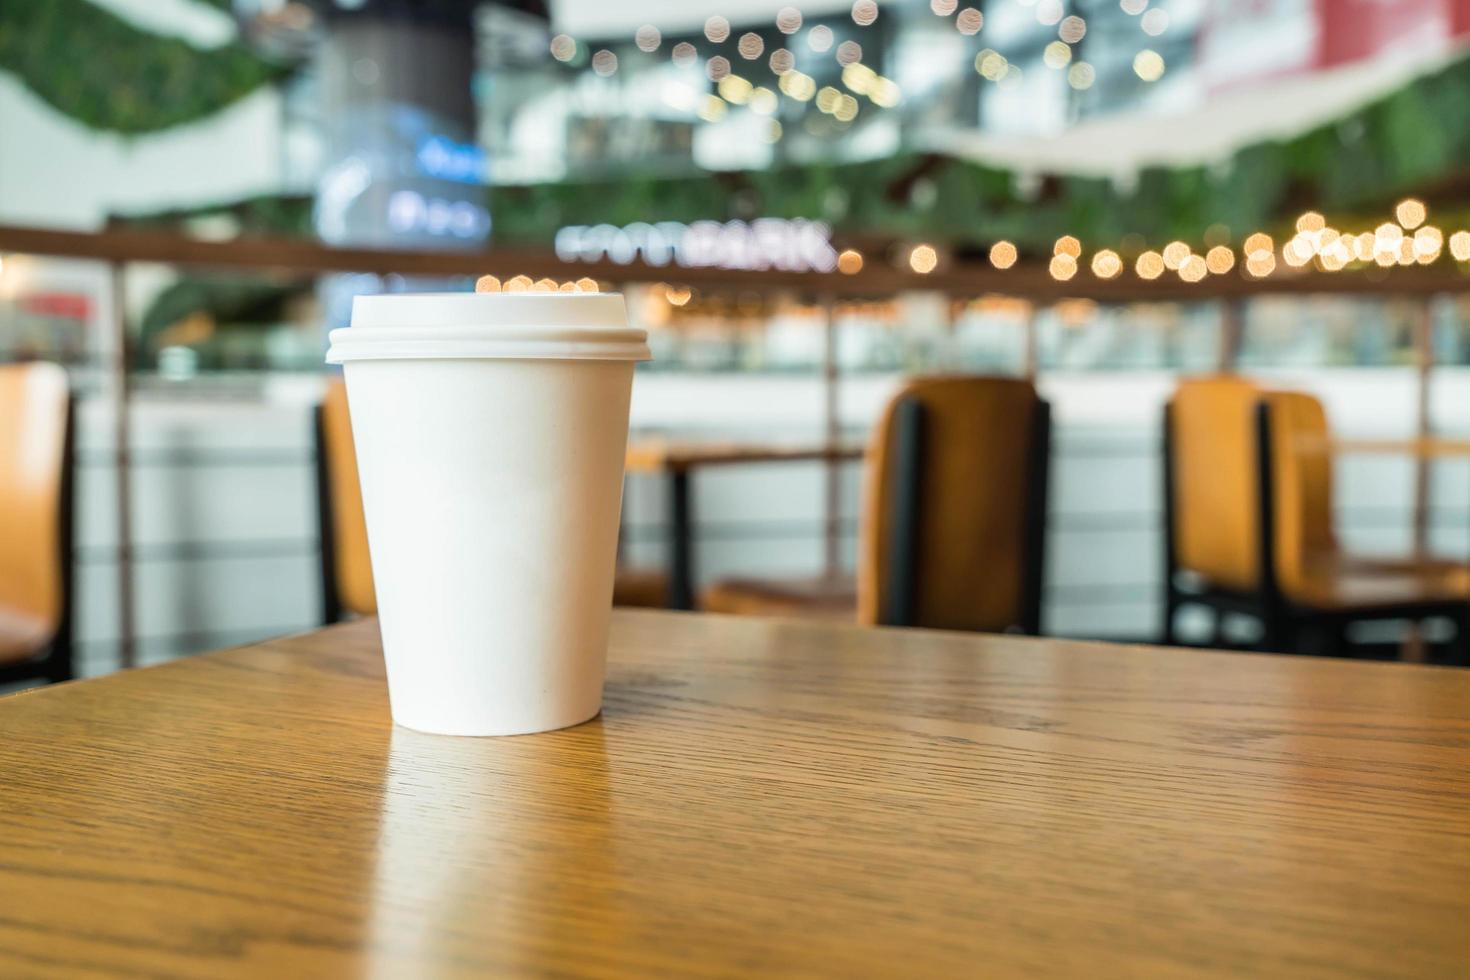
[327,292,651,364]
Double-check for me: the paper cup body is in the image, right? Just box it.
[327,293,648,736]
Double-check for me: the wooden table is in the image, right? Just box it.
[624,441,865,610]
[1329,437,1470,458]
[4,611,1469,977]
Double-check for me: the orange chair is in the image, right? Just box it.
[315,378,667,621]
[1163,376,1470,657]
[0,363,75,685]
[703,376,1051,633]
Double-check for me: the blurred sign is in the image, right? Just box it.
[555,219,838,272]
[416,135,489,185]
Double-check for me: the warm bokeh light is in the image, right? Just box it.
[837,249,863,274]
[1354,231,1375,260]
[852,0,879,26]
[1413,225,1443,258]
[816,86,842,113]
[931,0,958,13]
[1179,254,1207,282]
[833,94,859,122]
[697,95,727,122]
[977,51,1008,80]
[1283,236,1312,267]
[1059,15,1087,42]
[1243,232,1273,255]
[1320,246,1347,272]
[1295,211,1325,233]
[665,284,693,306]
[672,42,697,66]
[869,77,902,107]
[1141,8,1169,35]
[475,274,502,293]
[1133,50,1164,82]
[837,40,863,66]
[1066,62,1096,89]
[738,32,764,59]
[1161,240,1190,270]
[718,75,753,104]
[505,275,533,292]
[769,49,795,74]
[704,15,730,43]
[1043,42,1072,69]
[557,280,577,292]
[1397,238,1416,266]
[1396,198,1427,229]
[1205,245,1235,274]
[749,87,778,115]
[1090,249,1122,279]
[910,244,939,274]
[989,240,1018,269]
[1035,0,1063,26]
[1450,230,1470,261]
[549,34,576,62]
[1049,253,1077,281]
[1054,235,1082,258]
[1245,252,1276,277]
[843,62,876,93]
[635,25,661,52]
[575,277,599,292]
[776,6,803,33]
[779,70,816,100]
[707,56,731,81]
[956,7,983,34]
[1136,251,1165,279]
[532,278,558,291]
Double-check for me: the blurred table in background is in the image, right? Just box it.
[3,611,1469,976]
[625,440,865,609]
[1328,437,1470,457]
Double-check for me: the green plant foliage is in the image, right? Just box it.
[114,49,1470,257]
[116,193,316,238]
[0,0,287,134]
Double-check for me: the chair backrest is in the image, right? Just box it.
[1166,375,1263,593]
[318,378,376,618]
[0,363,72,658]
[856,375,1048,633]
[1257,390,1337,601]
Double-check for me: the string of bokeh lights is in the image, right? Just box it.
[473,198,1470,304]
[547,0,1171,131]
[896,198,1470,284]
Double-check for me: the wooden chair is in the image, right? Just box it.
[703,376,1051,633]
[0,363,75,685]
[315,378,667,622]
[1162,376,1470,657]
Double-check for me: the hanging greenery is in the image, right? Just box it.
[115,50,1470,256]
[0,0,287,135]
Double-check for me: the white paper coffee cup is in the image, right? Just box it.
[326,292,650,736]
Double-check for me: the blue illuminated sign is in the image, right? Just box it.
[416,135,489,185]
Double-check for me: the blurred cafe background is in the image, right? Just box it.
[4,0,1470,683]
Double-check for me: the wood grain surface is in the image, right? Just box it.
[2,611,1469,978]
